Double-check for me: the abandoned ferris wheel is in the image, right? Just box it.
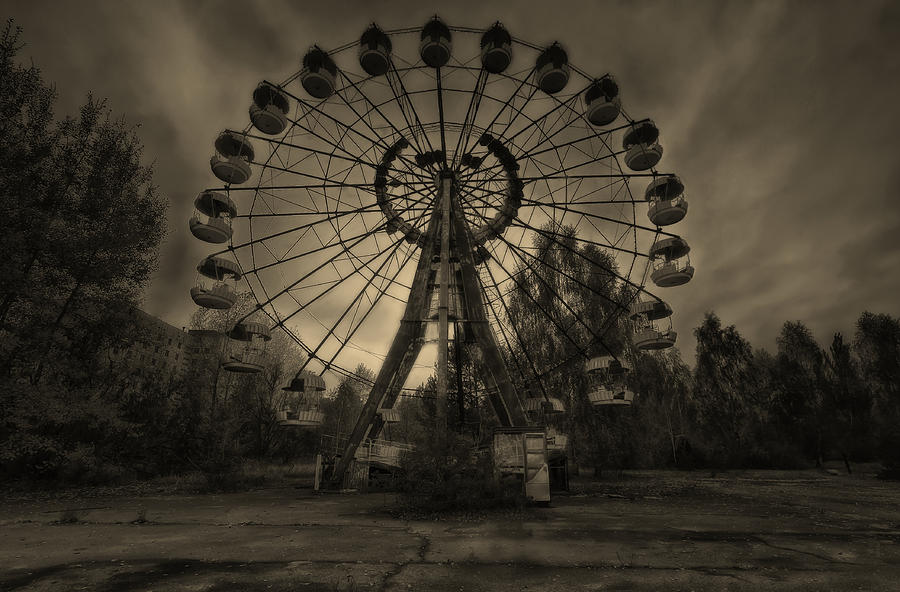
[187,18,694,488]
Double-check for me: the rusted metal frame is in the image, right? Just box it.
[328,190,443,486]
[450,187,528,427]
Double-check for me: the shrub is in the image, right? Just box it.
[396,432,524,513]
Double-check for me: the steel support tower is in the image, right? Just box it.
[328,169,528,486]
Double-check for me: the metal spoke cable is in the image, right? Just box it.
[296,233,413,373]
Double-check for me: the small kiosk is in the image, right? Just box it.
[493,427,550,504]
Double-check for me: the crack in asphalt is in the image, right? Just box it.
[377,527,431,592]
[751,535,864,566]
[4,556,876,592]
[30,519,405,529]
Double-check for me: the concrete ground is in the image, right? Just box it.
[1,470,899,591]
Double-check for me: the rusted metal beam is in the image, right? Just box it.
[450,182,528,427]
[328,171,528,488]
[327,187,441,487]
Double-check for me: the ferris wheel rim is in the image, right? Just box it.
[196,19,686,392]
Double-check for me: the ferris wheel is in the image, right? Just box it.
[188,18,693,482]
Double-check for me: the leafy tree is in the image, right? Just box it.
[628,348,694,467]
[824,332,871,471]
[0,22,166,480]
[503,223,627,472]
[319,363,373,453]
[0,20,57,332]
[185,292,309,465]
[772,321,827,465]
[692,312,762,466]
[855,312,900,474]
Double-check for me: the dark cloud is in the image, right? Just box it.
[6,0,900,366]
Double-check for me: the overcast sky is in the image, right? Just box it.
[6,0,900,366]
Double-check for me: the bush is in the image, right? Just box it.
[198,468,266,493]
[396,432,524,513]
[0,433,65,479]
[56,445,131,485]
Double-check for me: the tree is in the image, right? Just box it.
[503,223,628,472]
[0,20,57,332]
[855,312,900,474]
[628,348,694,467]
[186,292,310,463]
[0,21,167,480]
[824,332,871,472]
[692,312,763,467]
[320,364,373,448]
[772,321,827,465]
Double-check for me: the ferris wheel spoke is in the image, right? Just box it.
[335,72,433,171]
[237,128,373,173]
[455,158,512,207]
[542,175,636,204]
[282,109,388,173]
[537,281,645,378]
[320,151,381,247]
[455,184,495,213]
[460,67,535,158]
[493,83,582,155]
[306,241,420,373]
[349,60,434,163]
[250,184,357,221]
[456,195,613,324]
[233,209,379,218]
[242,230,405,328]
[274,80,423,174]
[223,182,378,193]
[529,173,598,210]
[509,218,659,296]
[283,233,410,364]
[380,184,438,230]
[249,158,359,188]
[401,186,439,230]
[495,241,623,362]
[272,242,411,357]
[387,62,440,158]
[521,196,677,238]
[248,168,366,215]
[288,213,362,268]
[214,203,381,256]
[480,288,539,396]
[248,225,383,275]
[509,217,646,259]
[495,231,628,315]
[436,66,448,165]
[232,200,384,219]
[478,253,550,398]
[515,120,634,166]
[522,148,627,182]
[508,100,589,163]
[450,69,488,170]
[481,240,591,359]
[387,57,442,148]
[520,172,665,182]
[237,128,428,182]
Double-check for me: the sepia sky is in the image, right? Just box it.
[6,0,900,366]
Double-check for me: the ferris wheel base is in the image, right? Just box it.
[325,177,530,490]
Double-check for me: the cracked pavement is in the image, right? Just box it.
[2,471,899,590]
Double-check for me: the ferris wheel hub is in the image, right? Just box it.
[433,168,456,188]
